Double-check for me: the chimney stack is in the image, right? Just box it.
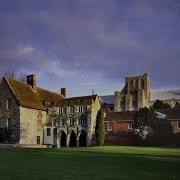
[61,88,66,97]
[27,74,36,89]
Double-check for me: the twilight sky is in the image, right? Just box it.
[0,0,180,97]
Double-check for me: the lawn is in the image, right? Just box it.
[0,146,180,180]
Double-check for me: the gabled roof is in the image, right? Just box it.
[4,77,64,111]
[105,111,136,122]
[60,95,98,106]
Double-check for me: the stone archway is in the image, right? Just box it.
[79,130,87,147]
[69,131,77,147]
[61,131,67,147]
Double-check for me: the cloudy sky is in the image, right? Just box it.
[0,0,180,97]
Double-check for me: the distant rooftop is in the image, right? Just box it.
[101,89,180,104]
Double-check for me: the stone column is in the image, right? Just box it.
[114,91,120,112]
[57,135,60,148]
[76,133,80,147]
[67,133,70,147]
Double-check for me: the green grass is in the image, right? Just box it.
[0,146,180,180]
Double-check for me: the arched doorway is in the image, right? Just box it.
[61,131,67,147]
[79,130,87,147]
[69,131,77,147]
[53,128,57,146]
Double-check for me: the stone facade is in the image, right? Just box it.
[0,75,64,145]
[114,73,150,112]
[43,95,101,147]
[0,78,20,143]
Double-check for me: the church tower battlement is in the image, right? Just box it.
[114,73,150,112]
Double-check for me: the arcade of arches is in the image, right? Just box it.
[55,129,87,148]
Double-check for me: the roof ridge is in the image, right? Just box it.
[37,87,63,97]
[4,76,64,110]
[66,94,97,99]
[3,77,21,105]
[6,77,63,98]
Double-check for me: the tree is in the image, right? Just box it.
[4,71,16,79]
[135,107,173,145]
[135,107,155,127]
[95,108,105,146]
[152,100,171,110]
[134,107,155,141]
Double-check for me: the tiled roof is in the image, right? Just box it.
[5,77,64,110]
[60,95,98,106]
[105,111,136,121]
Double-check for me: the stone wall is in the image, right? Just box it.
[88,97,101,145]
[19,107,47,144]
[0,78,20,143]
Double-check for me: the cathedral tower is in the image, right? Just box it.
[114,73,150,112]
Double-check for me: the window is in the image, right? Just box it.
[6,118,11,128]
[61,119,66,126]
[66,107,70,114]
[130,80,133,88]
[104,112,106,118]
[59,107,64,114]
[70,106,75,113]
[6,99,12,110]
[141,79,144,89]
[37,136,40,144]
[84,106,87,112]
[135,80,138,89]
[79,106,84,113]
[177,121,180,129]
[78,118,85,126]
[128,123,133,130]
[47,128,51,136]
[107,122,112,131]
[70,119,73,125]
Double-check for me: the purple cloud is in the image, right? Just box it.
[0,0,180,96]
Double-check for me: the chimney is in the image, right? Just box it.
[27,74,36,89]
[61,88,66,97]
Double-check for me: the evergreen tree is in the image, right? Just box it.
[95,108,105,146]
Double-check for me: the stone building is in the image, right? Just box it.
[114,73,150,112]
[43,95,101,147]
[0,75,64,145]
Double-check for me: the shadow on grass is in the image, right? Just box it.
[0,146,180,180]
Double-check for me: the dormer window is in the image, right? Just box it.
[6,99,12,110]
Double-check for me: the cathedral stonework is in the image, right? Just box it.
[114,73,150,112]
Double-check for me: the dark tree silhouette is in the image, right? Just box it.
[95,108,105,146]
